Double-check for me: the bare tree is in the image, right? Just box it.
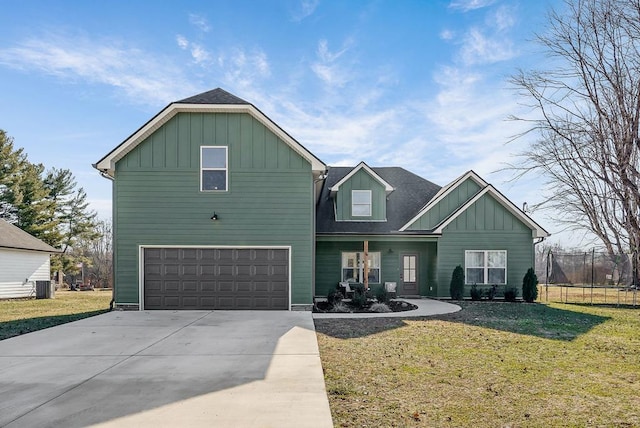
[510,0,640,285]
[75,220,113,288]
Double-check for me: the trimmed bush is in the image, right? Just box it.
[504,287,518,302]
[470,284,483,301]
[486,284,497,300]
[351,284,367,309]
[375,286,389,304]
[522,268,539,303]
[450,265,465,300]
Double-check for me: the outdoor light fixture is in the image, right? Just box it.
[211,212,219,221]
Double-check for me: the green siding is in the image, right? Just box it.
[335,169,387,221]
[408,177,482,230]
[315,240,437,297]
[113,112,314,306]
[435,193,534,298]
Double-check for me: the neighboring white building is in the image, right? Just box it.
[0,219,59,299]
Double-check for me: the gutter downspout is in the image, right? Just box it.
[94,165,116,311]
[312,170,328,306]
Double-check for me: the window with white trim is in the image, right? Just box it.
[352,190,372,216]
[465,250,507,284]
[342,252,381,283]
[201,146,228,191]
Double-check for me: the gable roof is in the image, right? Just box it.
[432,184,550,238]
[329,161,394,196]
[399,170,487,231]
[400,170,549,238]
[0,219,60,253]
[94,88,326,177]
[316,166,441,234]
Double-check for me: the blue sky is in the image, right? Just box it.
[1,0,576,245]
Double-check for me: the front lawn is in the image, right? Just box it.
[0,290,112,340]
[315,302,640,427]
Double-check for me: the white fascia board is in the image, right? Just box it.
[329,161,394,195]
[433,185,550,238]
[399,170,488,231]
[95,103,326,177]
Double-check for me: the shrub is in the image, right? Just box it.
[504,287,518,302]
[369,302,391,313]
[486,284,497,301]
[450,265,465,300]
[522,268,539,303]
[351,284,368,309]
[330,301,351,313]
[470,284,483,301]
[375,286,389,304]
[327,287,343,307]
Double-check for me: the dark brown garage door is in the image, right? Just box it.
[143,248,289,310]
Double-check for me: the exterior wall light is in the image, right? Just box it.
[211,212,219,220]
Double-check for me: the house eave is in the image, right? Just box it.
[95,102,326,178]
[329,161,395,196]
[316,233,440,242]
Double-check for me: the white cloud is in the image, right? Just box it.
[291,0,320,22]
[176,34,189,50]
[190,44,212,65]
[490,5,516,31]
[188,13,211,32]
[311,39,354,87]
[449,0,496,12]
[459,27,515,65]
[0,33,198,106]
[218,48,271,91]
[440,29,455,40]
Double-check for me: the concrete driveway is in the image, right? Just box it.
[0,310,333,428]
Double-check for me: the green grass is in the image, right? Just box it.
[315,302,640,427]
[0,290,112,340]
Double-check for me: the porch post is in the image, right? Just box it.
[364,240,369,290]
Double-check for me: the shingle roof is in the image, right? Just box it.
[176,88,250,105]
[0,219,59,253]
[316,166,441,234]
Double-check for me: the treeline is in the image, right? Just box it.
[0,129,111,287]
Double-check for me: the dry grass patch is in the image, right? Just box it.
[315,302,640,427]
[0,290,112,340]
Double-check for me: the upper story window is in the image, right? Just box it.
[465,250,507,284]
[352,190,372,216]
[201,146,227,191]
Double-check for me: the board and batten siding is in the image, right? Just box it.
[315,240,438,297]
[407,177,482,230]
[0,248,50,299]
[435,193,534,297]
[113,112,314,307]
[335,169,387,221]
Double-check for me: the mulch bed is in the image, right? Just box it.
[313,300,418,313]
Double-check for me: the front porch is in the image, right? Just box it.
[315,235,439,299]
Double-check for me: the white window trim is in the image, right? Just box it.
[200,146,228,192]
[351,190,372,217]
[464,250,507,285]
[341,251,381,284]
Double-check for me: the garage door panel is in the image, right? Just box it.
[202,281,216,291]
[144,248,289,310]
[164,249,179,260]
[254,281,269,292]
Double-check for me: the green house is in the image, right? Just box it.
[316,164,549,299]
[95,88,549,310]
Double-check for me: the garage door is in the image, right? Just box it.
[143,248,289,310]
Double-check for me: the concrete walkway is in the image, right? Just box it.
[0,310,332,428]
[312,298,461,319]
